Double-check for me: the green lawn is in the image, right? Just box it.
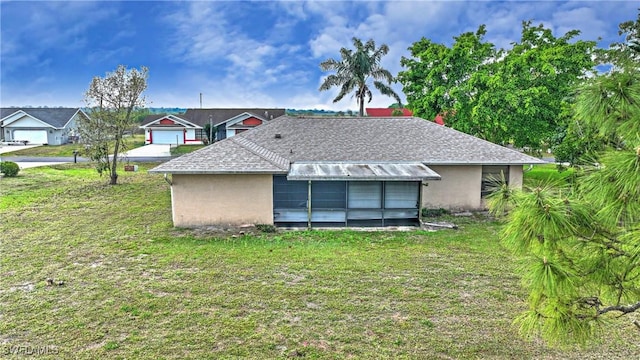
[524,163,576,186]
[0,164,637,359]
[1,135,145,157]
[170,144,207,156]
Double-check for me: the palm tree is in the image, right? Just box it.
[319,37,402,116]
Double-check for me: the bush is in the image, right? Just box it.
[256,224,277,233]
[421,208,449,218]
[0,161,20,177]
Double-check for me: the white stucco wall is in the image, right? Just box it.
[171,174,274,227]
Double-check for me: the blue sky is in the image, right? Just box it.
[1,1,637,110]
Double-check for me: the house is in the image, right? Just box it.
[366,108,413,116]
[140,114,203,145]
[0,107,87,145]
[149,116,544,228]
[140,108,286,144]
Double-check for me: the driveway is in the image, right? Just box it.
[0,144,42,154]
[121,144,171,157]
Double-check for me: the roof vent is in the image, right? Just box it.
[275,133,282,139]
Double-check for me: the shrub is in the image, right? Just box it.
[256,224,277,233]
[0,161,20,177]
[421,208,449,218]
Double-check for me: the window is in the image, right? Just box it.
[481,166,509,197]
[273,176,421,227]
[273,175,307,209]
[312,181,346,209]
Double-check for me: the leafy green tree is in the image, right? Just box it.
[320,37,402,116]
[399,22,596,149]
[489,63,640,345]
[399,25,496,134]
[79,65,148,185]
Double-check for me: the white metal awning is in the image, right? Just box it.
[287,162,441,181]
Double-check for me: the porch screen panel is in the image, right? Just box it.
[311,181,346,209]
[348,182,382,208]
[311,181,346,224]
[273,175,308,223]
[384,181,419,209]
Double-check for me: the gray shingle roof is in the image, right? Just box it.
[0,108,81,128]
[149,116,544,174]
[150,136,289,174]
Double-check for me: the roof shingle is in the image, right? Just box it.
[150,116,544,174]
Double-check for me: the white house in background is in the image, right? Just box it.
[139,114,203,145]
[0,108,87,145]
[140,108,286,145]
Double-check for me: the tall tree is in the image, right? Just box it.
[399,25,496,133]
[319,37,401,116]
[399,23,596,149]
[489,62,640,345]
[79,65,148,185]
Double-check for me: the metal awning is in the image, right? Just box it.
[287,162,441,181]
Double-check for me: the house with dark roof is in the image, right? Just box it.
[0,108,87,145]
[149,116,544,228]
[365,108,413,116]
[140,108,286,144]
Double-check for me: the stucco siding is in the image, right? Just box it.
[421,165,483,210]
[171,174,273,227]
[509,165,524,188]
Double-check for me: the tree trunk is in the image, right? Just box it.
[110,137,120,185]
[358,95,365,116]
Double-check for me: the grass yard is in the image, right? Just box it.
[523,163,575,186]
[170,144,207,156]
[0,164,637,359]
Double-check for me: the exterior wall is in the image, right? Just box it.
[184,129,201,143]
[6,116,45,127]
[171,174,273,227]
[421,165,483,210]
[242,117,262,126]
[48,129,66,145]
[226,128,236,138]
[508,165,524,188]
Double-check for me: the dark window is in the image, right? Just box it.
[384,182,419,209]
[311,181,346,209]
[273,175,307,209]
[273,176,421,227]
[481,166,509,197]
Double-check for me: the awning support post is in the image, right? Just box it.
[307,180,312,229]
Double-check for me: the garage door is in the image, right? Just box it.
[152,130,184,144]
[13,130,48,144]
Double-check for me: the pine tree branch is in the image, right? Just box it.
[598,301,640,316]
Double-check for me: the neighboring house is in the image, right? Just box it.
[182,108,286,141]
[140,114,203,145]
[0,108,87,145]
[150,116,544,228]
[365,108,446,125]
[365,108,413,116]
[140,108,286,144]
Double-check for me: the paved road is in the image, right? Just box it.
[3,156,174,163]
[0,144,177,169]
